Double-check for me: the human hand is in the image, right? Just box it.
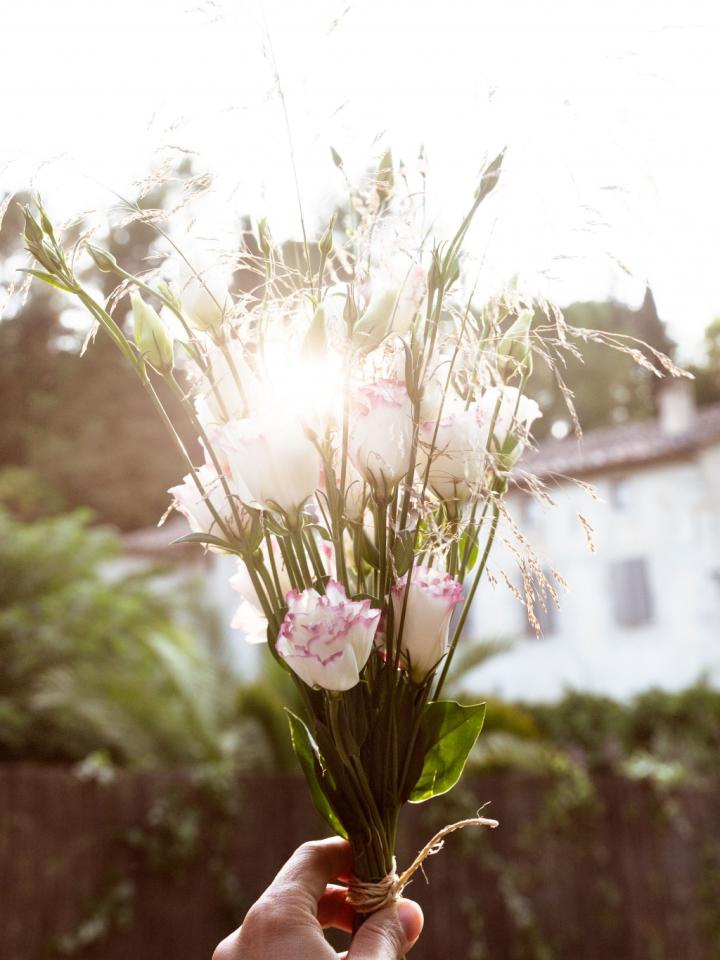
[213,837,424,959]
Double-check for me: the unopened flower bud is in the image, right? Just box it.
[22,207,44,246]
[443,253,460,289]
[353,264,426,351]
[474,150,505,203]
[330,146,344,170]
[375,148,394,202]
[498,308,533,379]
[257,218,273,258]
[319,214,336,257]
[38,240,63,274]
[343,289,358,331]
[301,304,327,361]
[498,309,532,360]
[132,292,174,374]
[38,206,56,242]
[157,281,181,311]
[87,244,118,273]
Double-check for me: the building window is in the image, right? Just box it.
[608,476,631,510]
[609,557,654,628]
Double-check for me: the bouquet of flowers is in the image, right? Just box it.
[19,149,676,922]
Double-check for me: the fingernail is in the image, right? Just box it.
[396,900,424,944]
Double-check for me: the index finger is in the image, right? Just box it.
[267,838,353,911]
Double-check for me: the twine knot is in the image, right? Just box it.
[346,815,498,915]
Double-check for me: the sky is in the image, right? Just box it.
[2,0,720,355]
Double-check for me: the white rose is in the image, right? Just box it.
[349,379,414,496]
[391,565,464,682]
[216,415,321,522]
[417,396,487,502]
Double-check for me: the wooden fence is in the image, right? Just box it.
[1,764,718,960]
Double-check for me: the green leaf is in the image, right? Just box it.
[263,514,289,537]
[286,710,348,838]
[304,523,332,541]
[170,532,233,550]
[460,527,479,572]
[392,530,415,577]
[409,700,486,803]
[18,268,75,293]
[362,532,380,569]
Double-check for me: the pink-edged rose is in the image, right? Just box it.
[277,580,380,691]
[349,379,414,495]
[392,565,464,681]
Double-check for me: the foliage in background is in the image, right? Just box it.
[524,683,720,782]
[0,191,193,531]
[688,316,720,406]
[0,505,268,767]
[529,289,685,438]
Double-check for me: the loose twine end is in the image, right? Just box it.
[346,815,499,914]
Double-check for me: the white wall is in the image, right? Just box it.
[465,449,720,701]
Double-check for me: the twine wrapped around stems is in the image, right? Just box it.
[346,815,499,914]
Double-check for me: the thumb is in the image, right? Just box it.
[348,899,424,960]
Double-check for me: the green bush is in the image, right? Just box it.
[525,691,628,767]
[523,685,720,778]
[0,465,66,521]
[0,507,236,766]
[625,683,720,777]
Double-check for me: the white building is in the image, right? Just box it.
[468,382,720,701]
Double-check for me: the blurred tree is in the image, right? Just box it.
[0,187,195,531]
[687,316,720,406]
[531,288,678,437]
[0,465,65,520]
